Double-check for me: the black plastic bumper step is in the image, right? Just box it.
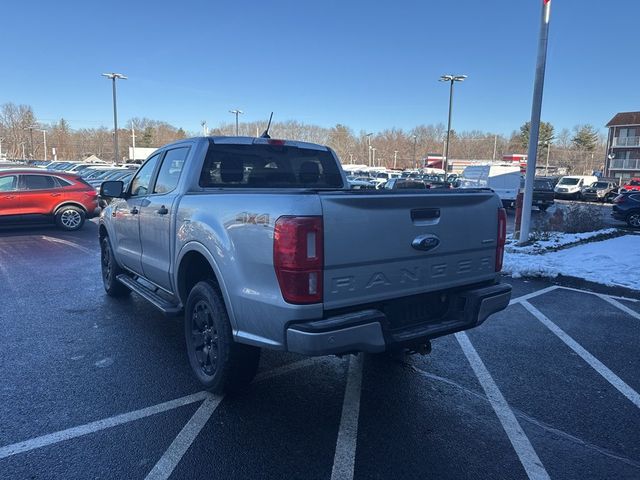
[116,274,183,316]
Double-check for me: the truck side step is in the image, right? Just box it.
[116,274,183,316]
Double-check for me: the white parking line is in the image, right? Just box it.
[456,332,551,480]
[597,295,640,320]
[40,235,92,254]
[509,286,560,306]
[0,358,329,461]
[0,391,210,460]
[558,286,638,303]
[145,395,223,480]
[330,355,364,480]
[521,301,640,409]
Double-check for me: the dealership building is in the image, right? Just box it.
[605,111,640,181]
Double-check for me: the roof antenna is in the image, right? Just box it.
[260,112,273,138]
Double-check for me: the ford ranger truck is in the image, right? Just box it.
[99,137,511,393]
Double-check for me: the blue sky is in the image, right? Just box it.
[1,0,638,135]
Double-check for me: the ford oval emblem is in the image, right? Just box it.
[412,234,440,252]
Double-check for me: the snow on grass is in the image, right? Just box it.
[505,228,619,254]
[503,234,640,290]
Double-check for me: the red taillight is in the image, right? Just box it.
[496,208,507,272]
[274,216,323,304]
[268,139,286,146]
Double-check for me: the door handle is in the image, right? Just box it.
[157,206,169,215]
[50,193,61,197]
[2,195,15,199]
[130,207,139,215]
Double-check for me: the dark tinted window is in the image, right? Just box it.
[0,175,17,191]
[199,141,343,188]
[534,179,553,190]
[154,147,188,194]
[22,175,56,190]
[130,154,161,196]
[630,180,640,186]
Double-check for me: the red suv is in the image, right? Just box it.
[0,169,99,231]
[620,177,640,193]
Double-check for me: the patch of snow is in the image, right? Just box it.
[503,234,640,290]
[506,228,618,254]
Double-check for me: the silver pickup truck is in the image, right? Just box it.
[99,136,511,392]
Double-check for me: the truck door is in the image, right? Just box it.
[138,146,189,290]
[113,153,162,275]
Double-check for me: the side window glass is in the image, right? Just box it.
[0,175,17,192]
[130,154,161,197]
[153,147,188,194]
[22,175,56,190]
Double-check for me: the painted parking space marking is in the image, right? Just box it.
[509,285,560,306]
[330,354,364,480]
[145,395,223,480]
[456,332,551,480]
[597,295,640,320]
[521,300,640,409]
[40,235,93,254]
[0,357,332,462]
[0,391,210,460]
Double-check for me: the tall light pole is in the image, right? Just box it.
[439,74,467,175]
[393,150,398,169]
[412,134,417,168]
[20,142,26,160]
[365,132,373,166]
[201,121,208,136]
[229,109,243,136]
[0,137,3,160]
[519,0,552,245]
[545,141,551,175]
[39,129,47,161]
[372,147,377,167]
[102,72,127,164]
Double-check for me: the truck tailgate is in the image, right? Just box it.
[320,190,500,310]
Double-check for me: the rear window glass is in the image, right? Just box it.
[534,179,553,190]
[630,180,640,186]
[593,182,609,188]
[22,175,56,190]
[199,141,343,189]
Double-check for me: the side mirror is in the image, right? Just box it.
[100,180,125,198]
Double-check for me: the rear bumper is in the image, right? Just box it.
[286,283,512,356]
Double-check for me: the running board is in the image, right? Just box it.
[116,274,183,316]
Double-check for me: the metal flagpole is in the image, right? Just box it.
[518,0,552,244]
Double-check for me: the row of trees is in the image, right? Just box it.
[0,102,607,173]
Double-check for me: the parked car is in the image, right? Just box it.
[554,175,598,200]
[582,180,619,203]
[98,136,512,393]
[620,177,640,193]
[0,168,99,230]
[612,193,640,228]
[532,177,555,211]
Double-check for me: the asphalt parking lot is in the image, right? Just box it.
[1,221,639,480]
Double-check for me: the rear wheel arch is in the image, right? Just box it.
[54,201,88,215]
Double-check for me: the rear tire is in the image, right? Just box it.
[100,236,130,297]
[184,280,260,393]
[627,212,640,229]
[55,205,85,231]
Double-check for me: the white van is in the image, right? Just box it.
[553,175,598,199]
[459,165,522,207]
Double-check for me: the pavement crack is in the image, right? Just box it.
[405,361,640,471]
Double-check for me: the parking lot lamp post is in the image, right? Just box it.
[412,135,417,168]
[229,110,243,136]
[40,130,47,161]
[102,73,127,165]
[0,137,3,160]
[394,150,398,169]
[439,74,467,174]
[20,142,26,160]
[365,132,373,166]
[372,147,377,167]
[545,141,550,176]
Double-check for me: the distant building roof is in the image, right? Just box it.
[606,112,640,127]
[83,154,106,164]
